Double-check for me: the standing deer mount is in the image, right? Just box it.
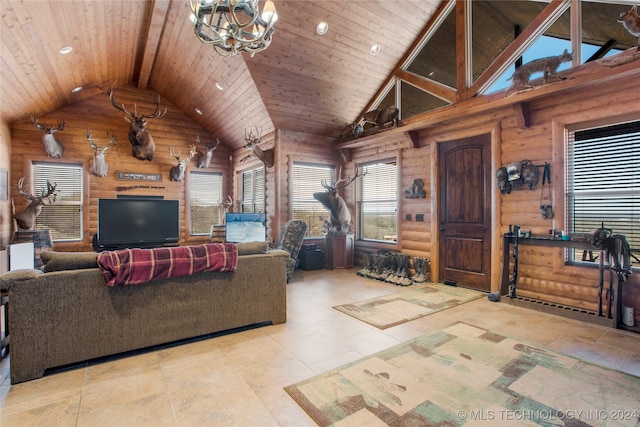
[87,130,118,177]
[195,135,221,169]
[12,177,58,230]
[108,84,167,161]
[169,144,197,182]
[313,166,367,234]
[241,128,274,168]
[29,113,65,158]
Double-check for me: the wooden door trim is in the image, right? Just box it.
[430,121,502,291]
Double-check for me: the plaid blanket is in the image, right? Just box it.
[97,243,238,286]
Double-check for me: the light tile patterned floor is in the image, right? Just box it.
[1,268,639,426]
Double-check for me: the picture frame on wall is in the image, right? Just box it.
[0,168,7,201]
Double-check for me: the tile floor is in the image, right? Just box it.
[1,268,639,426]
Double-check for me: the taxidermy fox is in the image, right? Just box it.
[508,49,573,90]
[617,5,640,51]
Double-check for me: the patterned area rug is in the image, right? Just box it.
[333,283,484,329]
[285,323,640,426]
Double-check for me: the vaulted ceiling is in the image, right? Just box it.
[1,0,439,151]
[1,1,636,151]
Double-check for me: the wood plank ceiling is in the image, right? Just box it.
[1,0,438,151]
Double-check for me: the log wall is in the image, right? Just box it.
[6,84,231,252]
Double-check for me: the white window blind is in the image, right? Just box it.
[292,163,334,237]
[358,160,398,242]
[190,171,223,235]
[241,166,264,213]
[566,120,639,266]
[33,162,83,241]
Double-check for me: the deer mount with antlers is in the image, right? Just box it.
[12,177,59,230]
[241,128,274,168]
[169,144,197,182]
[87,130,118,177]
[108,84,167,161]
[30,113,65,158]
[313,166,367,234]
[195,135,221,169]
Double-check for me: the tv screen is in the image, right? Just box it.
[96,198,180,250]
[225,213,266,243]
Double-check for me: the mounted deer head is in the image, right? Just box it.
[12,177,58,230]
[313,166,367,233]
[195,135,221,169]
[108,83,167,161]
[241,128,274,168]
[169,144,197,182]
[87,130,118,177]
[29,113,65,158]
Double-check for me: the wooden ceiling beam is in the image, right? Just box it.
[137,0,170,89]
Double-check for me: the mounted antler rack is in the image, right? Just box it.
[116,185,165,191]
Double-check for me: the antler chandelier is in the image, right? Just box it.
[189,0,278,57]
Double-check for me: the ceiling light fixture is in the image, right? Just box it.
[189,0,278,57]
[369,44,380,56]
[194,107,204,115]
[59,46,73,55]
[316,21,328,35]
[71,86,83,93]
[215,82,225,91]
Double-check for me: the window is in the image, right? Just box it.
[357,160,398,242]
[33,162,83,241]
[189,171,223,235]
[566,120,639,267]
[292,163,334,237]
[241,166,264,213]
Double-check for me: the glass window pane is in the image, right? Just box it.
[33,162,83,241]
[190,171,222,235]
[292,164,334,237]
[358,161,397,242]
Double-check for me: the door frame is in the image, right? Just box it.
[429,122,502,292]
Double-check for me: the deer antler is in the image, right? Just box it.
[321,166,367,192]
[16,177,37,202]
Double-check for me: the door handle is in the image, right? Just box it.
[439,224,445,231]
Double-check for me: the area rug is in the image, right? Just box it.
[285,322,640,427]
[333,283,484,329]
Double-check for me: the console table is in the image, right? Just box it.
[500,234,621,328]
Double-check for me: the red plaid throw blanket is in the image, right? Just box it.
[97,243,238,286]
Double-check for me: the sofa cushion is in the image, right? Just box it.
[1,269,43,291]
[40,251,98,273]
[235,241,269,255]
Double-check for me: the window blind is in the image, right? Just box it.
[357,160,398,242]
[292,163,334,237]
[189,171,222,234]
[33,162,83,241]
[241,166,264,213]
[566,121,639,265]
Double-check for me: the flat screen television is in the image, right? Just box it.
[225,213,266,243]
[94,198,180,251]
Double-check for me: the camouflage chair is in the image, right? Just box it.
[275,220,308,282]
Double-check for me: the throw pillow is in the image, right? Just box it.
[0,269,43,291]
[40,251,98,273]
[235,241,269,255]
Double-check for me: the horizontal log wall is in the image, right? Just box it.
[348,72,639,315]
[8,84,231,251]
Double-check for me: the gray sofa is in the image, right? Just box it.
[3,244,288,384]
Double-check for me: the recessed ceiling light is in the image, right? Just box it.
[71,86,83,93]
[194,107,203,115]
[215,82,224,91]
[59,46,73,55]
[316,22,328,35]
[369,44,380,56]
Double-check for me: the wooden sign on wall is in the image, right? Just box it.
[117,172,162,181]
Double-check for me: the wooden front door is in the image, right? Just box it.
[438,134,491,291]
